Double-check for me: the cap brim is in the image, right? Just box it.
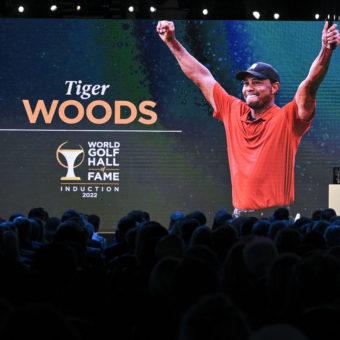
[235,70,267,81]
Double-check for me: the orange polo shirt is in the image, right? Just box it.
[213,82,313,210]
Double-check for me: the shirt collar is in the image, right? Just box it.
[241,104,280,122]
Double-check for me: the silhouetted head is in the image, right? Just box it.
[243,237,278,279]
[178,294,249,340]
[312,220,331,235]
[312,209,322,221]
[87,214,100,232]
[169,211,185,230]
[240,217,258,236]
[252,219,270,236]
[324,225,340,248]
[13,216,33,249]
[135,221,168,271]
[149,256,181,297]
[155,234,185,261]
[268,220,290,240]
[61,209,84,227]
[45,217,61,231]
[273,207,290,221]
[321,208,336,221]
[54,220,88,250]
[172,218,200,247]
[212,209,232,230]
[275,228,303,255]
[189,226,212,249]
[28,207,49,221]
[211,225,238,263]
[116,215,137,243]
[186,211,207,226]
[128,210,150,225]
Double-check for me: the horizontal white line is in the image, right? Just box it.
[0,129,182,133]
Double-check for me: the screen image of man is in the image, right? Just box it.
[156,21,340,216]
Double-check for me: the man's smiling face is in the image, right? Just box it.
[242,76,279,110]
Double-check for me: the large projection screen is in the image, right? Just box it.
[0,19,339,229]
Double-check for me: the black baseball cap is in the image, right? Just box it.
[235,62,280,83]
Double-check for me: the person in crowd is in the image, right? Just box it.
[88,214,107,248]
[0,205,339,339]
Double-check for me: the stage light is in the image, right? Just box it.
[150,6,156,13]
[128,6,134,12]
[315,13,320,19]
[50,4,58,12]
[202,9,208,16]
[76,5,81,11]
[274,13,279,20]
[253,11,260,20]
[18,5,25,13]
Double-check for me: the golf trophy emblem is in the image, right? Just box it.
[56,141,85,180]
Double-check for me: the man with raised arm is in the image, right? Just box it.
[157,21,340,217]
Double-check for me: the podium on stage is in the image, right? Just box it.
[329,184,340,215]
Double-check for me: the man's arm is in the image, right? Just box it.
[157,21,217,111]
[296,22,340,121]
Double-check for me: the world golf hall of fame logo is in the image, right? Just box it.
[56,141,85,180]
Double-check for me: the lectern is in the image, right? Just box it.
[329,185,340,215]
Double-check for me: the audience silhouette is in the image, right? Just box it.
[0,206,339,339]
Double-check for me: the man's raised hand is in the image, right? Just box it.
[322,21,340,50]
[157,21,175,43]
